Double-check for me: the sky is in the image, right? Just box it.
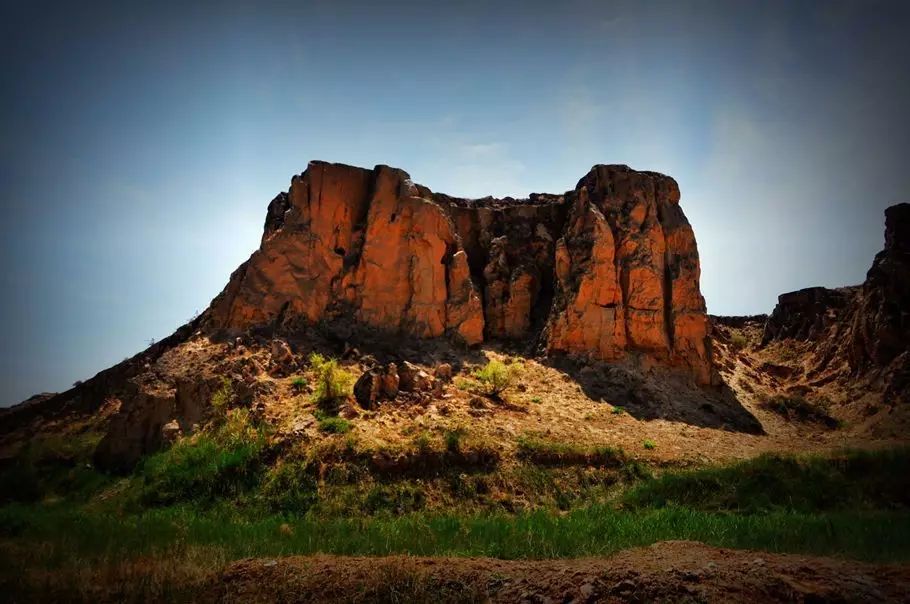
[1,0,909,406]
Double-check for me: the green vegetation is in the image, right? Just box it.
[444,427,465,453]
[760,394,841,428]
[412,431,434,453]
[472,359,521,398]
[611,406,625,415]
[2,503,908,564]
[643,439,656,450]
[0,431,106,504]
[623,448,910,514]
[530,396,543,404]
[314,410,353,434]
[259,460,318,514]
[139,406,268,506]
[210,377,233,411]
[309,352,354,410]
[3,446,910,600]
[729,331,748,351]
[290,375,307,393]
[515,434,645,479]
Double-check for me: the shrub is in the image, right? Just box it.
[314,410,352,434]
[643,439,656,450]
[290,376,307,393]
[412,431,434,454]
[444,428,466,453]
[472,360,520,398]
[760,394,840,428]
[530,396,543,404]
[211,377,234,413]
[729,332,748,351]
[260,460,318,513]
[309,353,353,410]
[611,406,625,415]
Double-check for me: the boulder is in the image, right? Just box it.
[398,361,434,392]
[353,363,399,408]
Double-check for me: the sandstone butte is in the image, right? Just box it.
[206,161,715,385]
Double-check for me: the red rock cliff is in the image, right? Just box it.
[207,161,714,384]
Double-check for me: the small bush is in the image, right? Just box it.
[454,378,473,391]
[309,353,353,410]
[290,376,307,393]
[761,394,840,428]
[444,428,466,453]
[314,410,352,434]
[530,396,542,404]
[643,439,656,450]
[211,377,234,413]
[611,406,625,415]
[729,332,748,351]
[472,360,521,398]
[412,431,434,454]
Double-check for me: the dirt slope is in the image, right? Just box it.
[209,541,910,603]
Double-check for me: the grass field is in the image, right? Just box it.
[2,447,909,601]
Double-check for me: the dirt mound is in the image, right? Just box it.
[209,541,910,603]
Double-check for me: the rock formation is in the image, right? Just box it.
[1,160,719,472]
[762,203,910,404]
[208,161,714,384]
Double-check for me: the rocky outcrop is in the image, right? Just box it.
[208,163,485,346]
[208,161,714,384]
[761,204,910,404]
[543,166,712,384]
[761,287,855,345]
[845,203,910,371]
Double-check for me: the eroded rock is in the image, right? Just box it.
[206,161,715,384]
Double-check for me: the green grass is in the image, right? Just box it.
[444,428,465,453]
[259,460,318,514]
[623,448,910,514]
[4,448,910,600]
[515,434,639,471]
[0,431,108,504]
[314,410,353,434]
[2,502,908,563]
[643,439,656,450]
[138,407,269,506]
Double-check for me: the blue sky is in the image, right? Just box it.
[2,0,909,405]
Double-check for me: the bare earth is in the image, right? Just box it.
[209,541,910,603]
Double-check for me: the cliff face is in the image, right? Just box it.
[208,161,713,384]
[761,203,910,404]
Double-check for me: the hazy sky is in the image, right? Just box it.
[2,0,909,405]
